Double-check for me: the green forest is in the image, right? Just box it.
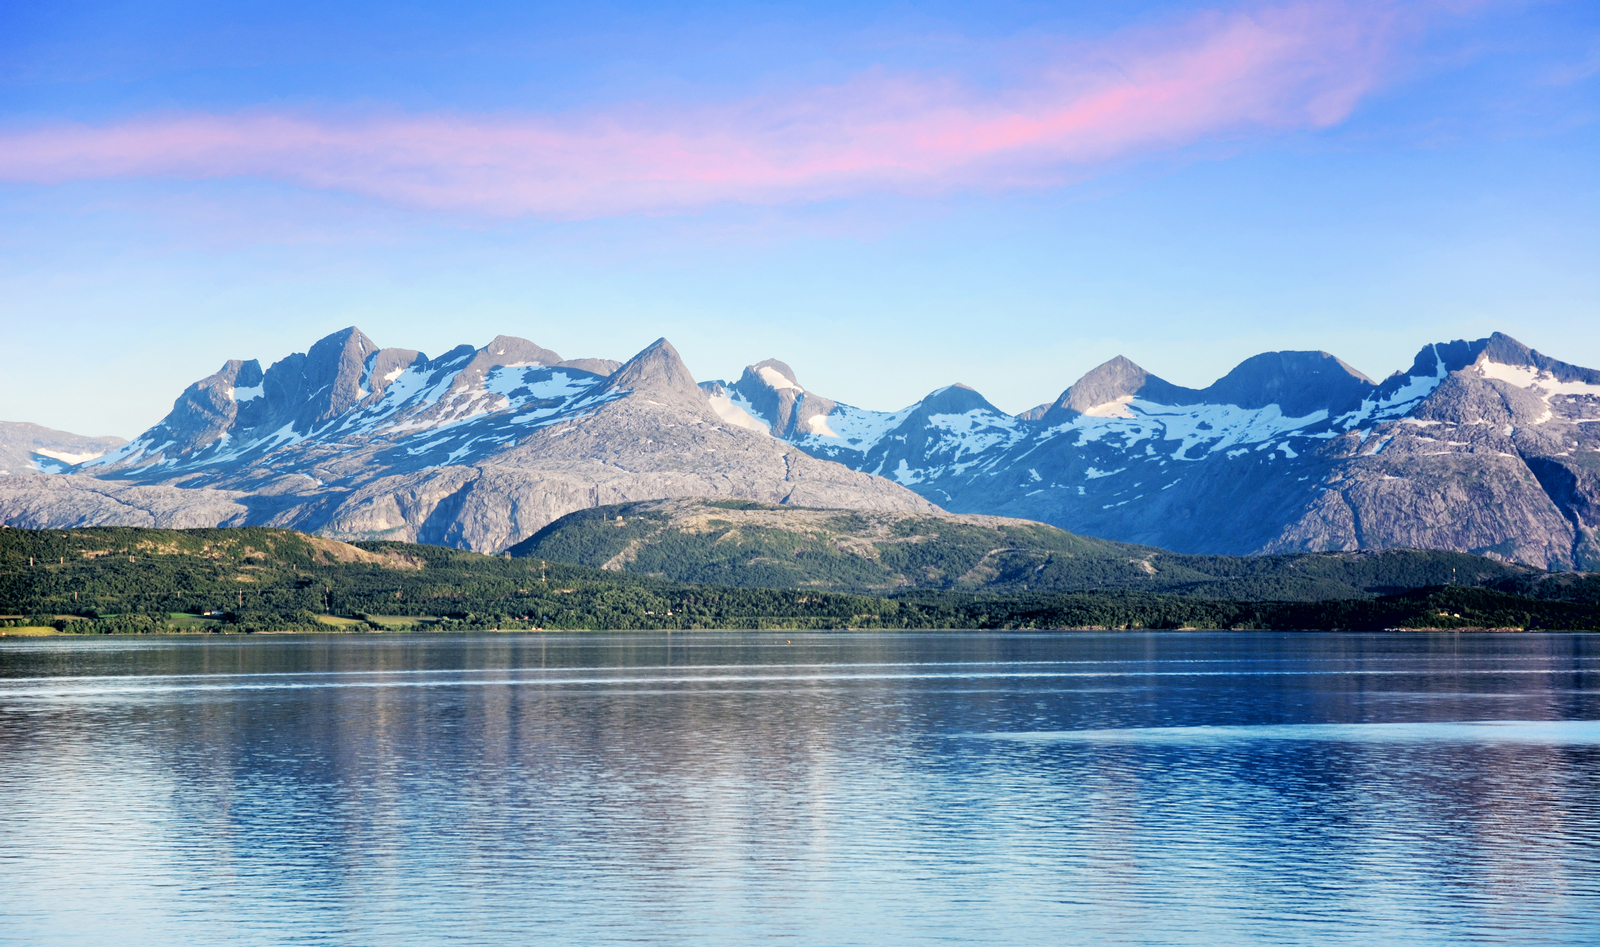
[508,500,1539,600]
[1,525,1597,634]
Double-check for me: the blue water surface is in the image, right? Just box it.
[1,631,1596,946]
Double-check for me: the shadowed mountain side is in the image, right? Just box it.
[508,499,1533,599]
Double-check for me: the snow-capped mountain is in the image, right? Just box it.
[83,329,629,483]
[0,329,930,551]
[708,333,1600,569]
[4,326,1597,568]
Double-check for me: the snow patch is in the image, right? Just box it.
[33,448,106,465]
[708,389,771,435]
[1475,360,1600,425]
[804,413,838,438]
[923,410,1025,458]
[1080,395,1135,419]
[891,458,923,485]
[757,366,802,391]
[803,404,916,453]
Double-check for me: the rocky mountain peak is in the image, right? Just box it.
[1045,356,1195,420]
[484,335,561,363]
[127,357,264,457]
[604,338,703,402]
[918,383,1000,416]
[1380,334,1600,404]
[1473,332,1600,385]
[1059,356,1151,414]
[0,421,127,475]
[1202,351,1375,417]
[265,326,380,428]
[447,335,564,395]
[722,357,836,438]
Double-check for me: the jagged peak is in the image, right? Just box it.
[204,358,264,391]
[1046,355,1191,419]
[1394,333,1600,389]
[306,326,379,368]
[288,327,380,425]
[604,338,702,400]
[1467,332,1600,385]
[1480,332,1532,366]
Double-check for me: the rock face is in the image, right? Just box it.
[0,421,126,476]
[0,330,932,552]
[0,475,249,529]
[709,333,1600,569]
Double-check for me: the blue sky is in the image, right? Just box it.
[1,0,1596,437]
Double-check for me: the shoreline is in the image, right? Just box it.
[3,625,1587,638]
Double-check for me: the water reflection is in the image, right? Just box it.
[1,632,1597,946]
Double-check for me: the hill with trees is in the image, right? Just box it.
[2,525,1596,633]
[508,500,1535,600]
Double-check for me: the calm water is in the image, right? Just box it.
[1,631,1597,946]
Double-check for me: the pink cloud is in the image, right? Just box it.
[0,1,1416,218]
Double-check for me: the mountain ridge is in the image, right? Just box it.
[3,327,1597,569]
[712,331,1600,569]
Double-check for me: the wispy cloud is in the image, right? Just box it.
[0,1,1423,218]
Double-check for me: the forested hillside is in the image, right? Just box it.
[2,526,1596,633]
[509,499,1534,600]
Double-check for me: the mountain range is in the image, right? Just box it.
[1,327,1596,568]
[706,333,1600,569]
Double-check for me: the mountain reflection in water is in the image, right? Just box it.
[1,631,1596,946]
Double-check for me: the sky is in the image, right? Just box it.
[1,0,1596,437]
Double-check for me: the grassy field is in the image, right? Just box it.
[361,614,443,630]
